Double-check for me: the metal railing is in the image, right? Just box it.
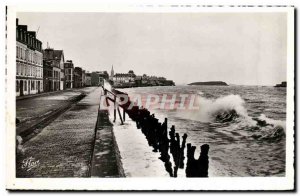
[102,86,126,125]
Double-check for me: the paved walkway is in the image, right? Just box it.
[16,87,101,177]
[16,87,97,138]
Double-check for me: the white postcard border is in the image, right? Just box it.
[6,4,295,190]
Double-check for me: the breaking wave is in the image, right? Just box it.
[251,114,286,142]
[178,94,286,141]
[181,94,250,123]
[251,125,285,142]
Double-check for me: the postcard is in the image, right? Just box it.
[5,4,295,191]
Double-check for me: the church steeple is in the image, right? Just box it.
[111,65,114,76]
[110,65,114,80]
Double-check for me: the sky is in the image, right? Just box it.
[17,12,287,85]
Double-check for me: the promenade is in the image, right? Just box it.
[16,87,122,177]
[16,88,96,141]
[16,86,172,178]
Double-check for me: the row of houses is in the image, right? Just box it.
[16,19,174,96]
[16,19,108,97]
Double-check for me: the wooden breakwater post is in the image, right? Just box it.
[104,86,210,178]
[186,143,210,177]
[169,126,188,177]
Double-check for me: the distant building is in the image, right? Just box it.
[16,18,43,96]
[112,71,174,88]
[43,48,65,90]
[85,72,91,86]
[64,60,74,88]
[91,71,109,86]
[99,71,109,80]
[91,72,100,86]
[82,69,86,87]
[74,67,83,88]
[113,70,136,84]
[134,76,142,86]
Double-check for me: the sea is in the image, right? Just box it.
[120,85,286,177]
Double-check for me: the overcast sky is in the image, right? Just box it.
[17,12,287,85]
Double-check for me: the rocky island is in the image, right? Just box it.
[274,81,287,87]
[188,81,228,86]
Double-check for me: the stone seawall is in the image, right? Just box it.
[90,92,125,177]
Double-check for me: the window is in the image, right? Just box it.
[16,81,19,92]
[22,64,25,75]
[27,65,30,76]
[24,81,27,91]
[20,64,22,75]
[16,63,19,75]
[31,81,35,90]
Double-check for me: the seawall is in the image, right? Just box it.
[90,90,125,177]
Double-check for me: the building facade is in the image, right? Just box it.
[43,60,60,92]
[16,19,43,96]
[82,70,86,87]
[43,60,52,92]
[91,71,109,86]
[91,72,100,86]
[74,67,83,88]
[113,70,136,83]
[43,48,65,91]
[85,72,91,86]
[64,60,74,88]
